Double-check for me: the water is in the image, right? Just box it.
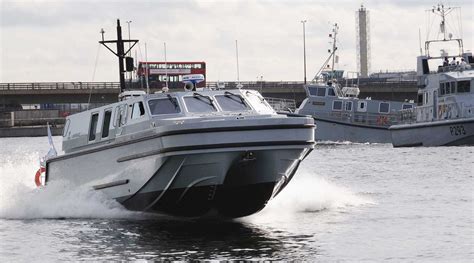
[0,137,473,261]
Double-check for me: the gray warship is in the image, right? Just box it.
[390,4,474,147]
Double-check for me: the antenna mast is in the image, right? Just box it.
[330,23,339,72]
[99,19,139,93]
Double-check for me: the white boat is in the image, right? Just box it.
[296,24,414,143]
[39,20,315,218]
[390,4,474,147]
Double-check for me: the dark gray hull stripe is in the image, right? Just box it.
[313,117,389,130]
[93,179,129,190]
[117,141,315,162]
[390,118,474,130]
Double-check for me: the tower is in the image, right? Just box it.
[356,5,371,77]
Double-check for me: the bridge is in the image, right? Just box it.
[0,80,417,109]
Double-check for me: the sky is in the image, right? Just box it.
[0,0,472,82]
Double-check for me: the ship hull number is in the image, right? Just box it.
[449,125,466,136]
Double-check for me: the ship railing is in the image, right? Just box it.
[265,97,297,112]
[396,101,472,124]
[309,110,402,127]
[0,82,121,90]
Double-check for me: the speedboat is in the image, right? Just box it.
[37,20,315,218]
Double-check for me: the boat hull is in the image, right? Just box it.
[390,118,474,147]
[46,118,314,218]
[313,117,391,143]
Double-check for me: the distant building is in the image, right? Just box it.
[356,5,371,78]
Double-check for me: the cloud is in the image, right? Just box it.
[0,0,472,82]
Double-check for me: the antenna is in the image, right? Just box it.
[164,42,168,89]
[99,19,139,93]
[330,23,339,72]
[145,42,149,94]
[235,40,240,84]
[418,28,423,55]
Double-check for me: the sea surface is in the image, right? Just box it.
[0,137,472,261]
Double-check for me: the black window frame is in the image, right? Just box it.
[101,109,112,138]
[88,113,99,142]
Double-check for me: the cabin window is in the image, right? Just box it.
[101,110,112,138]
[131,101,145,119]
[440,83,445,95]
[308,87,326,97]
[148,97,181,115]
[89,113,99,141]
[184,95,217,113]
[357,101,367,112]
[345,101,353,111]
[327,88,336,97]
[445,82,451,94]
[317,88,326,97]
[333,100,343,111]
[215,94,250,111]
[379,102,390,113]
[402,104,413,110]
[457,80,471,93]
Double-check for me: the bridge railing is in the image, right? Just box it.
[0,82,121,90]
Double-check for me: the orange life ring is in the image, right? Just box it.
[35,167,46,187]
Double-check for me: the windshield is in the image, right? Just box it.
[245,91,274,114]
[215,94,250,111]
[184,95,217,113]
[148,97,181,115]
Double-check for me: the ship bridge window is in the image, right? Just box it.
[148,97,181,115]
[379,102,390,113]
[184,95,217,113]
[308,87,326,97]
[402,104,413,110]
[333,100,343,111]
[131,101,145,119]
[457,80,471,93]
[215,94,250,111]
[345,101,353,111]
[88,113,99,141]
[328,88,336,97]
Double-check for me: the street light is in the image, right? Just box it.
[301,20,307,84]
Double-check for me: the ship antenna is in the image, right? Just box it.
[330,23,339,73]
[99,19,139,94]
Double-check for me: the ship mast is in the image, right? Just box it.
[99,19,139,93]
[330,23,339,72]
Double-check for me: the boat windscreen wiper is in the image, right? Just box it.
[224,91,245,104]
[167,94,179,109]
[193,92,213,105]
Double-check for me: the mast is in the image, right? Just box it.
[330,23,339,72]
[99,19,139,93]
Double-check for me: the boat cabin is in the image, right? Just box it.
[61,89,275,153]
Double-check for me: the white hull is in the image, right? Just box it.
[47,118,314,217]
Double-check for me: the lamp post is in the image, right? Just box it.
[301,20,307,84]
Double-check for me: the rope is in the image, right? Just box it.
[87,44,102,110]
